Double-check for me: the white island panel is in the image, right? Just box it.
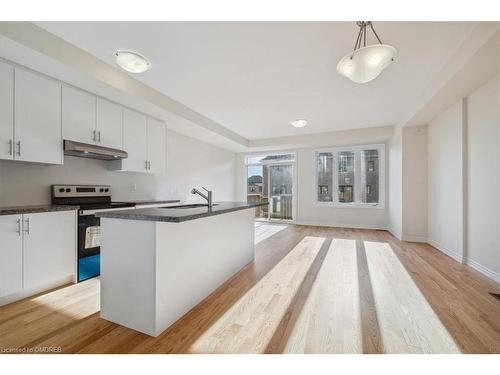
[100,208,255,336]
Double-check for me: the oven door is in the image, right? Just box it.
[78,213,101,282]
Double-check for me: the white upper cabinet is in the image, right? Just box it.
[147,117,166,174]
[14,68,62,165]
[0,214,23,298]
[97,98,123,150]
[0,61,14,161]
[62,85,97,145]
[120,109,148,172]
[110,110,166,174]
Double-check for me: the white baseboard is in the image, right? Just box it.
[402,235,428,243]
[427,238,464,263]
[0,274,75,307]
[295,221,387,231]
[463,257,500,283]
[387,226,402,240]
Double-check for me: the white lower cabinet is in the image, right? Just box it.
[23,211,76,290]
[0,215,23,298]
[0,211,76,301]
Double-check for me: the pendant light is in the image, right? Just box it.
[337,21,397,83]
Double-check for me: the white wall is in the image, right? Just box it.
[466,76,499,278]
[0,129,236,206]
[427,100,465,262]
[402,125,428,242]
[388,125,403,238]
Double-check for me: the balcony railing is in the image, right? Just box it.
[247,194,293,221]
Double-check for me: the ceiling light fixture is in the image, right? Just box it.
[337,21,396,84]
[291,119,308,128]
[115,51,151,73]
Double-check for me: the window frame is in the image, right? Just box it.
[313,144,385,209]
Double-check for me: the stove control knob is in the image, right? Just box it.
[65,188,71,193]
[104,188,109,192]
[59,188,65,193]
[100,188,105,192]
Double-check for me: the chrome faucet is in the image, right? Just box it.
[191,187,213,207]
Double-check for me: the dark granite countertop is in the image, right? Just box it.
[0,204,79,216]
[96,201,268,223]
[127,199,180,206]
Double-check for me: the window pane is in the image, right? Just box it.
[361,149,379,203]
[246,164,268,219]
[338,151,355,203]
[316,152,333,202]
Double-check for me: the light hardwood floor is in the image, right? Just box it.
[0,224,499,354]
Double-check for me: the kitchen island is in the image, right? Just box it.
[96,201,267,336]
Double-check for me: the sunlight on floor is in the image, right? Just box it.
[254,221,288,244]
[363,240,461,353]
[0,278,100,348]
[282,238,363,353]
[188,236,326,353]
[188,236,462,353]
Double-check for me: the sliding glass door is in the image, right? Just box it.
[268,164,293,221]
[246,153,295,222]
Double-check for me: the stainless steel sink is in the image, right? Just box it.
[161,203,218,209]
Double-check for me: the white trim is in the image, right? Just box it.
[0,274,75,307]
[295,220,387,231]
[387,226,402,240]
[427,238,464,263]
[463,257,500,283]
[401,235,428,243]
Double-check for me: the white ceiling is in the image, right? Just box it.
[36,21,476,140]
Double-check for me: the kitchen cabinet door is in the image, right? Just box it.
[23,211,76,290]
[14,68,62,165]
[147,118,166,174]
[97,98,123,150]
[0,61,14,161]
[62,85,97,145]
[0,214,23,298]
[121,109,148,172]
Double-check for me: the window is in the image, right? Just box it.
[314,144,384,207]
[316,152,333,202]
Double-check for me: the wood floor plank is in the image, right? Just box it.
[0,224,498,354]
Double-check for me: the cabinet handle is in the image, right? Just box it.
[16,218,21,236]
[8,139,13,155]
[24,218,30,235]
[98,131,101,143]
[145,160,149,170]
[92,130,96,142]
[16,141,21,156]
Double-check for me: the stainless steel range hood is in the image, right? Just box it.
[64,140,128,160]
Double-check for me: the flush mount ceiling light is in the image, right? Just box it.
[337,21,397,84]
[115,51,151,73]
[291,119,308,128]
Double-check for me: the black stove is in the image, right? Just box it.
[51,184,136,282]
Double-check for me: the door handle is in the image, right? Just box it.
[16,218,21,236]
[16,141,21,156]
[8,139,13,155]
[24,218,30,235]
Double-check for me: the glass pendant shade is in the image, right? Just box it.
[115,51,151,73]
[337,44,397,83]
